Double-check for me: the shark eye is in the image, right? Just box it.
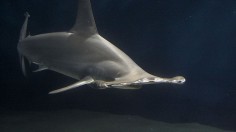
[177,80,183,83]
[177,79,185,84]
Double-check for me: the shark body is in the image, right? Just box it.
[17,0,185,94]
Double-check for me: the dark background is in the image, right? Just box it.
[0,0,236,131]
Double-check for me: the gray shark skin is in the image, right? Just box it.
[17,0,185,94]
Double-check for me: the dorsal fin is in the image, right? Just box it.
[70,0,98,35]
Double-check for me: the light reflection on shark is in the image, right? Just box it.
[17,0,185,94]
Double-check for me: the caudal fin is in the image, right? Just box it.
[18,12,31,77]
[19,12,30,41]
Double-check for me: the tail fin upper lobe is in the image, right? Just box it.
[19,12,30,41]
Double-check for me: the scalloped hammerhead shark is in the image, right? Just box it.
[17,0,185,94]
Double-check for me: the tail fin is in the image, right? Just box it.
[18,12,31,77]
[19,12,30,41]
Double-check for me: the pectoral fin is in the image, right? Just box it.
[49,76,94,94]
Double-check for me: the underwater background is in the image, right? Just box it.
[0,0,236,131]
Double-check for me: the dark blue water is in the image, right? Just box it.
[0,0,236,131]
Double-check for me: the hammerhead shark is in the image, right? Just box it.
[17,0,185,94]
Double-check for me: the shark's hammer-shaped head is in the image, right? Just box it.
[96,75,186,90]
[133,76,186,85]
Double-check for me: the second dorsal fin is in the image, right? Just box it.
[70,0,98,35]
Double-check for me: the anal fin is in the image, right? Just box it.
[49,76,94,94]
